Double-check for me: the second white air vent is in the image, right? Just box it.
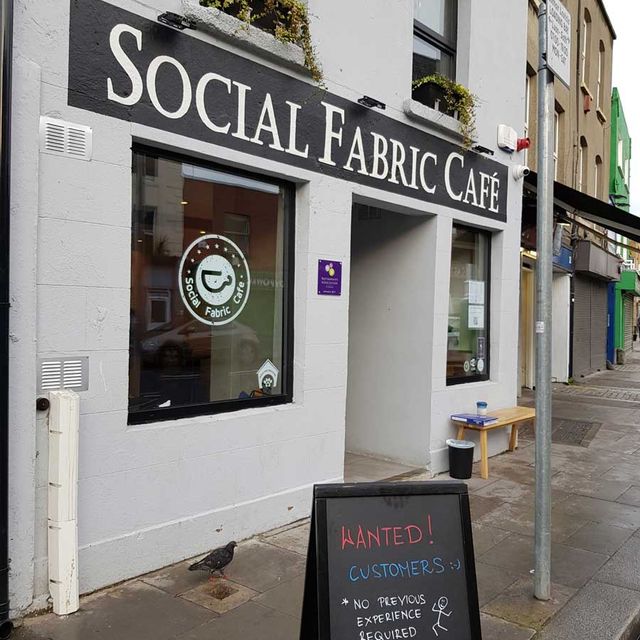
[39,117,92,161]
[38,357,89,392]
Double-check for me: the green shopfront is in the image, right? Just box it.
[612,269,640,360]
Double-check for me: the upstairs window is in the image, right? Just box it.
[594,155,603,199]
[581,10,591,85]
[413,0,458,83]
[596,41,605,110]
[524,74,533,165]
[578,137,588,192]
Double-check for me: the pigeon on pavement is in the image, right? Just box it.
[188,541,237,578]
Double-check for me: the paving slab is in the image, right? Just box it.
[537,580,640,640]
[560,494,640,530]
[482,577,575,630]
[551,470,631,501]
[141,560,206,596]
[478,533,536,576]
[475,562,521,607]
[479,533,608,589]
[261,520,310,556]
[602,462,640,483]
[471,523,512,556]
[548,542,609,589]
[551,398,640,426]
[563,521,633,556]
[473,477,569,506]
[17,581,216,640]
[469,494,504,519]
[480,613,535,640]
[223,540,306,593]
[180,579,258,614]
[475,500,588,542]
[175,601,299,640]
[617,485,640,507]
[252,574,304,619]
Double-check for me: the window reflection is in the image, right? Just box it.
[447,225,490,384]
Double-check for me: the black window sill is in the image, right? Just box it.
[446,375,490,386]
[128,393,292,426]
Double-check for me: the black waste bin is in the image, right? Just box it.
[447,439,475,479]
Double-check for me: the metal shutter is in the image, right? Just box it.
[590,280,608,373]
[623,293,634,352]
[572,275,591,379]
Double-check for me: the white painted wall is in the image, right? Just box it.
[552,273,571,383]
[9,0,527,612]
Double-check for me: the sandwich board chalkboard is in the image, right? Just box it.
[300,482,481,639]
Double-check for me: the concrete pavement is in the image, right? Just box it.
[12,352,640,639]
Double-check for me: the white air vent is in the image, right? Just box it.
[38,357,89,392]
[39,117,92,161]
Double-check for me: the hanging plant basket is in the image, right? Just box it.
[199,0,322,82]
[411,82,456,117]
[412,74,477,149]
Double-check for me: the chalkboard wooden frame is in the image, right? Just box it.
[300,481,482,640]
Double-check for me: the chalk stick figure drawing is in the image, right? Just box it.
[432,596,452,636]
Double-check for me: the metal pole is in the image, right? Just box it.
[0,0,11,635]
[534,0,554,602]
[0,0,11,630]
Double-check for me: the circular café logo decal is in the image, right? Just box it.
[179,234,250,326]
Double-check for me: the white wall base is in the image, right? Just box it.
[77,476,340,595]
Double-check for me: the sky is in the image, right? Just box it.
[604,0,639,214]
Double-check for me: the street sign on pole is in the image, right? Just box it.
[546,0,572,88]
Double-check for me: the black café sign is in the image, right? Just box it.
[69,0,508,221]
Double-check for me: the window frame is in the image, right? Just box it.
[578,138,587,192]
[596,42,604,109]
[594,155,602,199]
[146,288,172,331]
[413,1,458,81]
[446,224,491,387]
[128,144,296,425]
[581,13,590,84]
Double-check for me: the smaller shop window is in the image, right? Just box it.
[447,225,490,384]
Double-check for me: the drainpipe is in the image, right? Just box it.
[0,0,13,637]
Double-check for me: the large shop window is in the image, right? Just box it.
[129,149,294,423]
[447,225,490,385]
[413,0,458,83]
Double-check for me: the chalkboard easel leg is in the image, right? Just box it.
[299,509,319,639]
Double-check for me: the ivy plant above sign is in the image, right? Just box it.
[197,0,322,82]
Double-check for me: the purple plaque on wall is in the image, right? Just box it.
[317,260,342,296]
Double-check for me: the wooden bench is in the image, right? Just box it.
[452,406,536,479]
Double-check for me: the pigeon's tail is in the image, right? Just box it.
[188,559,205,571]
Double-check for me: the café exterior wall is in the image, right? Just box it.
[8,0,527,612]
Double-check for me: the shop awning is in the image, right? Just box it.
[524,172,640,244]
[618,270,640,296]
